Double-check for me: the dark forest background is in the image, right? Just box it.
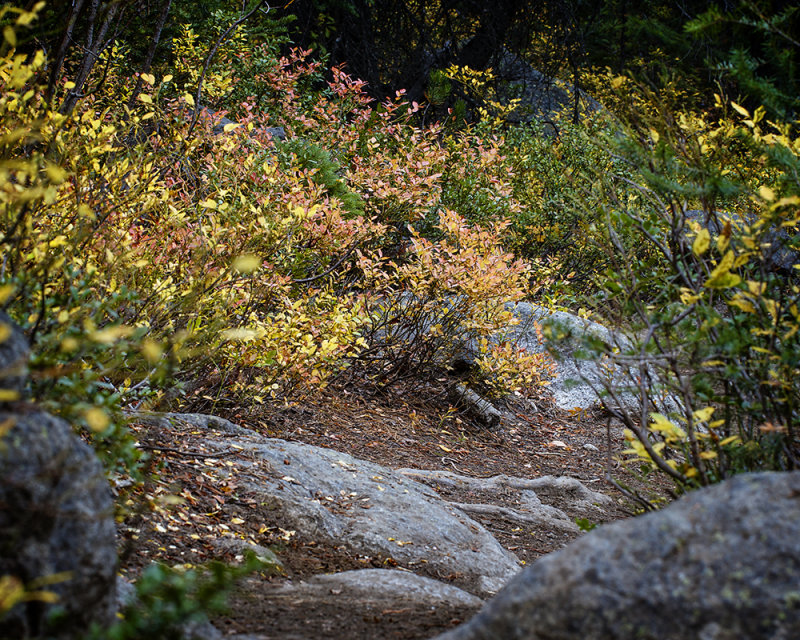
[18,0,800,120]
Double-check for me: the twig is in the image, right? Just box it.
[293,241,360,283]
[188,0,270,137]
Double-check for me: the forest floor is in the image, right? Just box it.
[119,377,667,639]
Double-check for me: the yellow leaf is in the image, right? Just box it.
[233,254,261,273]
[138,93,153,104]
[90,325,133,344]
[731,101,749,117]
[18,4,45,26]
[719,435,741,446]
[141,73,156,86]
[4,26,16,47]
[184,93,195,106]
[0,284,15,304]
[438,444,452,452]
[729,298,755,314]
[231,517,245,525]
[45,164,69,184]
[775,196,800,208]
[0,575,24,614]
[705,250,741,289]
[78,204,95,220]
[221,328,260,341]
[141,339,163,363]
[699,450,718,460]
[692,228,710,256]
[60,337,78,352]
[758,185,776,202]
[693,407,715,423]
[199,199,217,209]
[162,74,174,84]
[223,122,240,133]
[649,413,686,439]
[85,408,110,433]
[0,389,20,402]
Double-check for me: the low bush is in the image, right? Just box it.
[577,75,800,500]
[355,209,553,396]
[1,5,548,485]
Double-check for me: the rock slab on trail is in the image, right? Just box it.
[266,568,483,608]
[435,471,800,640]
[199,431,521,596]
[218,569,484,640]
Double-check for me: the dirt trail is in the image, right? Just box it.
[119,381,651,639]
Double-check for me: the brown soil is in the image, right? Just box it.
[119,378,664,639]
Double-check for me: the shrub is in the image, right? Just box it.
[356,209,553,395]
[2,5,548,479]
[578,76,800,499]
[86,553,269,640]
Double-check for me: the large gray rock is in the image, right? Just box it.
[435,472,800,640]
[0,411,117,637]
[197,432,521,596]
[507,302,625,410]
[465,302,640,411]
[0,310,29,400]
[496,50,602,125]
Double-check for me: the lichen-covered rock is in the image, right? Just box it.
[0,411,116,637]
[456,302,640,411]
[435,472,800,640]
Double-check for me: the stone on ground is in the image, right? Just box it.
[434,471,800,640]
[0,411,117,637]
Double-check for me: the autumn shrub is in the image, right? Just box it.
[355,209,553,396]
[425,61,619,302]
[2,2,554,489]
[438,131,521,229]
[502,117,615,293]
[577,76,800,500]
[0,11,376,475]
